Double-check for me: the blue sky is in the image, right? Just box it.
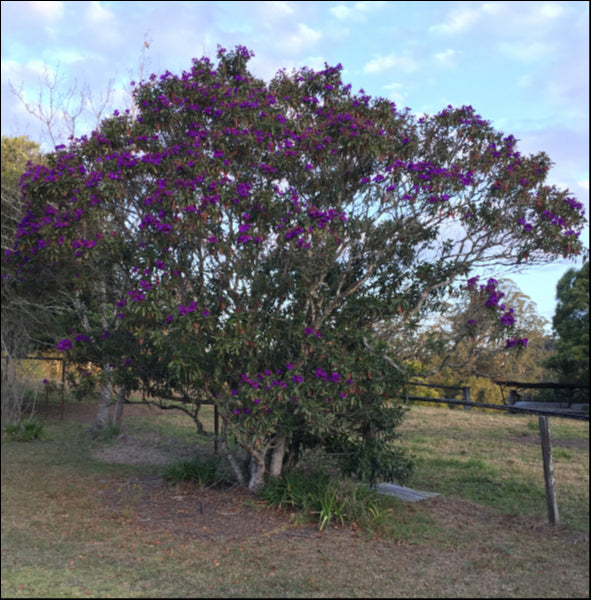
[1,0,589,327]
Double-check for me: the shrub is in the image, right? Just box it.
[3,420,45,441]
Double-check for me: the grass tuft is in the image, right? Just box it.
[162,455,222,487]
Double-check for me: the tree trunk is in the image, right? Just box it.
[89,366,113,434]
[268,432,287,477]
[248,452,266,494]
[113,387,126,430]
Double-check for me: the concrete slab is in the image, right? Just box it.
[372,483,439,502]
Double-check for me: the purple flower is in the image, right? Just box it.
[500,310,515,327]
[292,374,303,384]
[57,339,72,352]
[314,368,327,380]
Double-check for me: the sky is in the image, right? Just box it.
[1,0,589,328]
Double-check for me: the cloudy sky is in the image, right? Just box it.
[1,0,589,327]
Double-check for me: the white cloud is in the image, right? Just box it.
[577,180,590,191]
[263,1,295,17]
[280,23,322,54]
[330,1,386,21]
[86,1,115,25]
[383,83,408,107]
[538,2,565,21]
[433,49,460,68]
[430,7,480,34]
[354,1,387,12]
[330,5,352,20]
[481,3,504,16]
[1,58,56,81]
[498,40,553,62]
[27,1,64,21]
[364,53,418,74]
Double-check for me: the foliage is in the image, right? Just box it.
[545,261,589,384]
[163,455,222,486]
[2,46,587,492]
[1,135,43,253]
[410,280,557,405]
[3,420,45,441]
[260,468,383,530]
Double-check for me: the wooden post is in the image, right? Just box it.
[60,358,66,421]
[462,387,471,411]
[214,404,219,455]
[538,416,559,525]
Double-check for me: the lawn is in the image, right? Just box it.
[1,400,588,598]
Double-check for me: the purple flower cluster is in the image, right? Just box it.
[466,276,524,340]
[304,326,322,338]
[56,333,91,352]
[232,359,354,416]
[506,337,528,348]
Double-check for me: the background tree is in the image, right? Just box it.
[3,44,152,432]
[1,136,46,424]
[1,135,42,253]
[545,261,589,386]
[408,278,555,404]
[3,46,587,491]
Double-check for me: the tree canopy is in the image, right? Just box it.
[2,46,587,491]
[545,261,589,385]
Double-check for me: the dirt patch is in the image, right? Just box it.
[98,476,318,542]
[92,433,198,466]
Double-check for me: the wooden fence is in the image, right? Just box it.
[1,354,67,420]
[405,381,589,421]
[405,380,589,525]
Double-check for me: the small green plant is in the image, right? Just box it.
[163,455,222,486]
[3,420,45,441]
[98,422,120,441]
[260,468,330,513]
[317,484,347,530]
[261,469,386,531]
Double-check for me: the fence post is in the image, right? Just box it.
[538,416,559,525]
[462,387,471,411]
[60,358,66,421]
[214,404,219,455]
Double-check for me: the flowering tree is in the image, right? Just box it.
[3,46,586,491]
[408,277,553,381]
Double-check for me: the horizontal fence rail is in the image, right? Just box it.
[404,394,589,421]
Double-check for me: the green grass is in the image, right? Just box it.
[401,406,589,530]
